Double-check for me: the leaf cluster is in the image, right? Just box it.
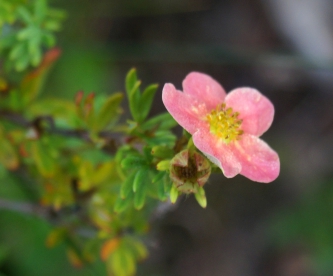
[0,0,66,71]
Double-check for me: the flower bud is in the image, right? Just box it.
[169,149,211,194]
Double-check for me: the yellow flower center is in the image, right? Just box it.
[206,103,243,144]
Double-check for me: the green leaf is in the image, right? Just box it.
[170,185,179,204]
[125,68,138,98]
[142,145,153,163]
[20,48,61,104]
[114,194,132,213]
[121,155,147,170]
[9,43,25,60]
[0,134,19,170]
[44,20,61,31]
[34,0,47,24]
[134,185,147,210]
[31,47,42,66]
[120,171,136,199]
[17,7,32,24]
[133,170,149,210]
[138,83,158,122]
[15,53,30,71]
[157,177,167,201]
[0,33,16,50]
[152,171,165,183]
[125,237,148,260]
[128,80,141,122]
[147,130,176,146]
[141,112,177,131]
[156,160,170,171]
[95,93,123,131]
[132,168,148,192]
[164,176,172,193]
[195,186,207,208]
[42,32,56,47]
[28,31,41,55]
[8,89,21,111]
[110,248,136,276]
[17,26,35,40]
[151,145,173,159]
[31,141,57,177]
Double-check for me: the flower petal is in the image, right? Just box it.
[182,72,226,110]
[230,134,280,183]
[225,88,274,136]
[162,83,208,134]
[192,128,241,178]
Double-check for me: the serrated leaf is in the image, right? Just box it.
[138,83,158,122]
[94,93,123,131]
[120,171,136,199]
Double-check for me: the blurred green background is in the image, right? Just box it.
[2,0,333,275]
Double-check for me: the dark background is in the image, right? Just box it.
[1,0,333,275]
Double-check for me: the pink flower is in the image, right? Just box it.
[162,72,280,183]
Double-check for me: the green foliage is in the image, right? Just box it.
[94,93,124,132]
[125,68,159,123]
[0,5,214,271]
[0,0,66,71]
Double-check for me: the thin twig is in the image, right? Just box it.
[0,110,120,143]
[0,198,49,218]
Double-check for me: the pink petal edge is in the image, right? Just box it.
[162,83,208,134]
[182,72,226,110]
[230,134,280,183]
[225,88,274,137]
[192,128,241,178]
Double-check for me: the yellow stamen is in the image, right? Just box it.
[206,103,243,144]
